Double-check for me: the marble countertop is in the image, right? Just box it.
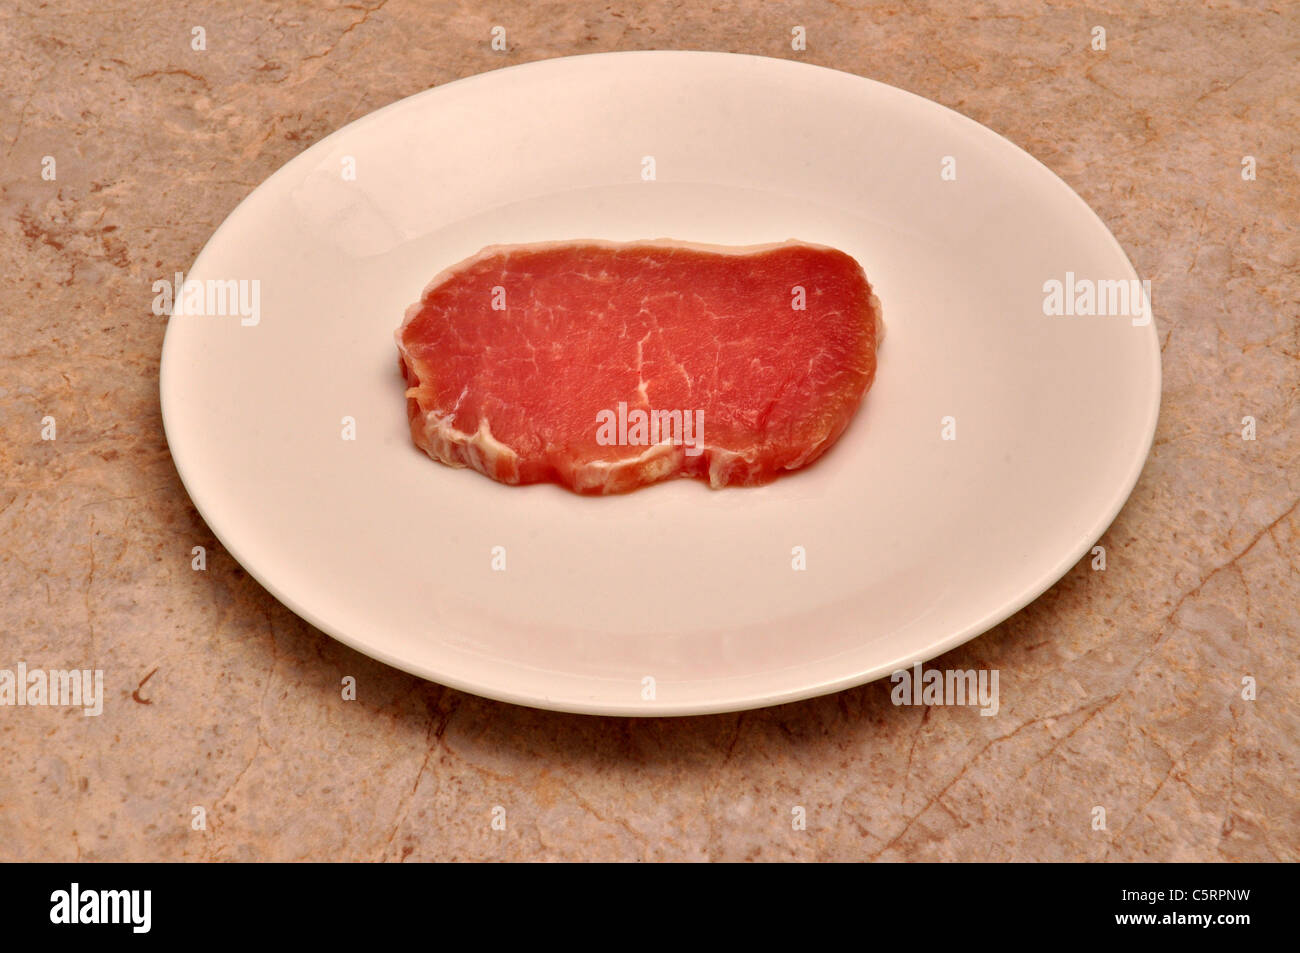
[1,1,1296,861]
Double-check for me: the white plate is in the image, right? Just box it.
[160,52,1160,715]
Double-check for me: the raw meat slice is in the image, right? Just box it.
[395,239,882,494]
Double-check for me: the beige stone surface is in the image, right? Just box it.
[1,1,1296,861]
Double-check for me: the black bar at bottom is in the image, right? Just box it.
[1,861,1282,940]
